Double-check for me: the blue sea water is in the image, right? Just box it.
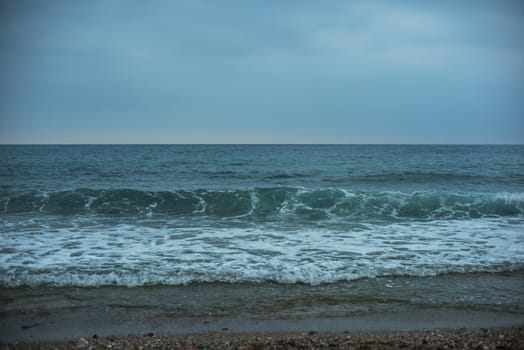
[1,144,523,290]
[0,144,524,327]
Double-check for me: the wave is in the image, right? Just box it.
[2,263,523,288]
[1,188,523,220]
[1,207,523,288]
[349,171,489,183]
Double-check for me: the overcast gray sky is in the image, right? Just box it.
[1,0,523,144]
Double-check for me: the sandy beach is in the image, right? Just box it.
[2,303,524,349]
[2,327,523,349]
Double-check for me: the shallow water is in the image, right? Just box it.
[2,271,523,321]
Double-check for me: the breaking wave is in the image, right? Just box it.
[2,188,523,220]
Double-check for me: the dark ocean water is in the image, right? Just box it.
[1,145,523,316]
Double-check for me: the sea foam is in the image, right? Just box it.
[1,217,522,287]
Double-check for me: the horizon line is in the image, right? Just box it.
[1,143,523,146]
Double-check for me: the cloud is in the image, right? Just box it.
[1,0,523,144]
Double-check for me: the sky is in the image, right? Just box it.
[0,0,523,144]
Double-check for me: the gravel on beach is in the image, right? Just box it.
[2,327,524,350]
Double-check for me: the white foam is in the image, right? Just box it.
[1,217,523,287]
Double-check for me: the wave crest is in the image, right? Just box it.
[2,188,523,220]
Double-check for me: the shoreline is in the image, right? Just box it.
[2,307,523,344]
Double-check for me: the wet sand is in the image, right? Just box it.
[2,282,524,348]
[2,307,524,348]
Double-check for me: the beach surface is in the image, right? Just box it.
[2,327,524,349]
[2,304,524,348]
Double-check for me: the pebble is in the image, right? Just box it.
[77,337,89,347]
[4,327,524,350]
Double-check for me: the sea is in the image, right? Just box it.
[1,144,523,329]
